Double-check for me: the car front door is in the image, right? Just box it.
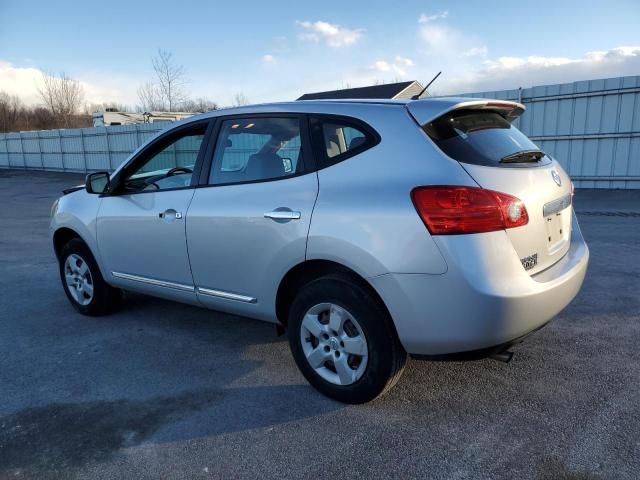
[97,120,213,304]
[186,115,318,320]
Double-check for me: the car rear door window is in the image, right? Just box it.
[310,116,379,168]
[209,117,304,185]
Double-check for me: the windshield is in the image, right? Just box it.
[423,110,549,167]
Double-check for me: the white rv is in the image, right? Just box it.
[92,110,194,127]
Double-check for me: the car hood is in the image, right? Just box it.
[62,184,84,195]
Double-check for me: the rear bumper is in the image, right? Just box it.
[370,212,589,355]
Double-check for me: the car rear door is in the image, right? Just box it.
[186,115,318,321]
[97,120,213,304]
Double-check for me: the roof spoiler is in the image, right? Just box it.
[407,98,526,126]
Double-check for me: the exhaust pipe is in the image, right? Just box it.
[490,351,514,363]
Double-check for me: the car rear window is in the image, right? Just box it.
[423,109,548,167]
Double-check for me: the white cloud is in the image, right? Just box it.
[372,61,391,71]
[0,61,139,106]
[413,15,489,94]
[485,55,575,70]
[262,54,275,63]
[419,22,487,60]
[371,56,416,77]
[207,43,640,105]
[413,12,640,96]
[434,46,640,95]
[463,46,488,57]
[419,11,449,23]
[395,56,415,67]
[297,20,363,48]
[0,61,46,104]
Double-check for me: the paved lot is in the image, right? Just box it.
[1,169,639,480]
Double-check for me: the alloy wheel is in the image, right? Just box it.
[64,254,94,306]
[300,303,369,386]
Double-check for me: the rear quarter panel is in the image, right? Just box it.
[307,105,475,277]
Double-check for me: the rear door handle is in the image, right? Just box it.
[264,209,301,220]
[159,209,183,220]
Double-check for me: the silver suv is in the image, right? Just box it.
[51,98,589,403]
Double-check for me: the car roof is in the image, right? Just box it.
[175,97,526,133]
[189,97,496,121]
[210,98,410,113]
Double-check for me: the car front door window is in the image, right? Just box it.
[124,128,206,193]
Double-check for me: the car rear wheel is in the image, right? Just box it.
[288,274,406,404]
[59,238,121,316]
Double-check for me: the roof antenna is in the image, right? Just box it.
[413,71,442,100]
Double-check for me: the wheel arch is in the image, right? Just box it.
[275,259,394,330]
[53,227,84,259]
[52,227,107,278]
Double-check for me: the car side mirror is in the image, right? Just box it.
[85,171,110,194]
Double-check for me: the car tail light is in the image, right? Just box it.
[411,186,529,235]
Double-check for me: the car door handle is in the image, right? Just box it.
[159,209,183,220]
[264,209,301,220]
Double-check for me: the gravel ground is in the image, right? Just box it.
[1,169,639,480]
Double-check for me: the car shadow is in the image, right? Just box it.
[0,385,342,477]
[0,291,344,477]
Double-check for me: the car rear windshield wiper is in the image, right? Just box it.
[500,149,546,163]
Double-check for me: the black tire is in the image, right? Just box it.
[59,238,122,316]
[288,273,407,404]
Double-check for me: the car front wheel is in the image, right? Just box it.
[288,274,406,404]
[59,238,121,316]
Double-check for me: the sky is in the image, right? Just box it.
[1,0,639,108]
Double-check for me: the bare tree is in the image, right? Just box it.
[181,97,218,113]
[137,81,165,111]
[137,49,220,112]
[0,92,23,133]
[151,49,187,111]
[37,72,85,128]
[232,92,250,107]
[85,101,131,115]
[0,90,91,132]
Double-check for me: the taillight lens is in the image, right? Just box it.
[411,186,529,235]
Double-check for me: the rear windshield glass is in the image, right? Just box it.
[423,110,547,167]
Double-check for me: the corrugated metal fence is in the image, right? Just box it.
[0,123,165,173]
[457,75,640,189]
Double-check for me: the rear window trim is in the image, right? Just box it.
[309,114,381,170]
